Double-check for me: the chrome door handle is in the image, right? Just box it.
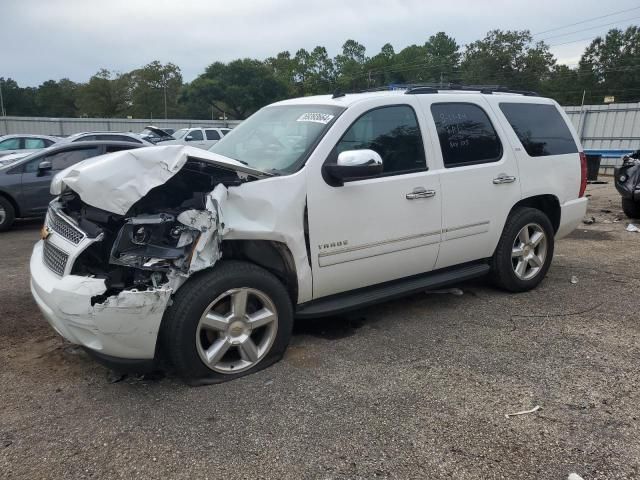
[493,174,517,184]
[406,187,436,200]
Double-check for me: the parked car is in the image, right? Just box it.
[61,131,152,145]
[614,150,640,218]
[0,141,143,231]
[30,87,588,384]
[162,127,230,149]
[0,134,59,158]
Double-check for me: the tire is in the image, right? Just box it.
[622,198,640,219]
[490,207,555,293]
[161,260,294,385]
[0,196,16,232]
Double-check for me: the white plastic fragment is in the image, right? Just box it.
[570,276,578,284]
[626,223,640,233]
[568,474,585,480]
[504,405,541,418]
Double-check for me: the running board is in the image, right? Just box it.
[295,262,490,319]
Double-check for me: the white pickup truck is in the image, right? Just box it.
[30,87,588,384]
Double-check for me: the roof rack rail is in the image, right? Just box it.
[403,83,539,96]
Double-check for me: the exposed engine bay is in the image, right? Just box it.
[55,158,257,300]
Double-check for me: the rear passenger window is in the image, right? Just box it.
[335,105,426,175]
[431,103,502,168]
[499,103,578,157]
[205,129,221,140]
[25,138,46,149]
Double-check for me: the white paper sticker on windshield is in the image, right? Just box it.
[297,112,335,124]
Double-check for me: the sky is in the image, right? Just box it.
[2,0,640,86]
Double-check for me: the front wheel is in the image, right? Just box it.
[162,260,294,385]
[490,207,555,292]
[0,196,16,232]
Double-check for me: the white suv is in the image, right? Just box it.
[29,87,588,384]
[162,127,230,149]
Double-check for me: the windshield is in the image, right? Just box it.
[209,105,344,173]
[172,128,188,139]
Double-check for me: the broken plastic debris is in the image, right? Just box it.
[582,216,596,225]
[626,223,640,233]
[570,276,578,284]
[426,288,464,296]
[568,474,585,480]
[505,405,541,418]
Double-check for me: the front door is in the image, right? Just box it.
[419,99,522,269]
[307,103,442,299]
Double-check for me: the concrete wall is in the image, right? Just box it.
[0,116,241,136]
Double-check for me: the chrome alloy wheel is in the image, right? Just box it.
[196,288,278,374]
[0,206,6,225]
[511,223,548,281]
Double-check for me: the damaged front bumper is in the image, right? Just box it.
[30,240,171,361]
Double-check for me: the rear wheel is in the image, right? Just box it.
[162,260,293,385]
[0,196,16,232]
[622,198,640,219]
[490,207,554,292]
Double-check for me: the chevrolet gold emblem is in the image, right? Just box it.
[40,225,51,240]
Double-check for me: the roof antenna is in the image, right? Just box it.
[332,90,346,99]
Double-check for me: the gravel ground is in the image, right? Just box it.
[1,182,639,479]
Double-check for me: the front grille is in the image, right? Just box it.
[47,208,85,245]
[43,241,69,276]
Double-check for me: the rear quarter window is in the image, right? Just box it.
[499,103,578,157]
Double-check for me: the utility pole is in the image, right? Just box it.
[162,72,168,120]
[577,89,587,143]
[0,80,5,116]
[440,72,443,88]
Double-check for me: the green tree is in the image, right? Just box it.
[578,26,640,103]
[265,51,297,94]
[77,69,130,117]
[0,77,37,116]
[540,65,583,105]
[424,32,460,84]
[335,40,368,90]
[181,59,288,119]
[36,79,78,117]
[128,61,183,118]
[461,30,555,91]
[366,43,396,86]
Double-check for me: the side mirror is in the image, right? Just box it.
[37,160,52,176]
[185,135,194,141]
[323,149,384,186]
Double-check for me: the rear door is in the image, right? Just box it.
[418,98,522,269]
[20,146,103,215]
[491,100,581,206]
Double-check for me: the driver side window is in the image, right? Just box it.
[24,148,100,173]
[334,105,427,175]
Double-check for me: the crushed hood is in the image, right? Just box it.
[50,145,270,215]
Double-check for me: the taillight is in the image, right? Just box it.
[579,152,587,197]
